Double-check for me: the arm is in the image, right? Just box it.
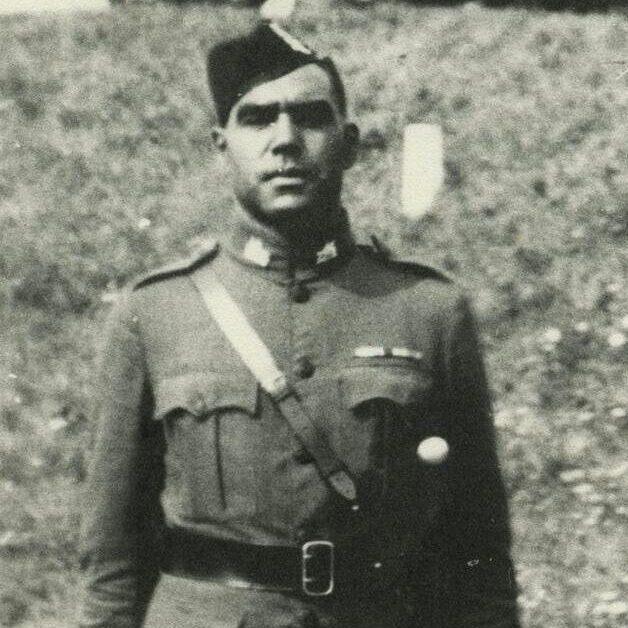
[440,294,520,628]
[78,292,163,628]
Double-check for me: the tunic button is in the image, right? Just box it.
[294,356,315,379]
[289,282,310,303]
[294,448,315,464]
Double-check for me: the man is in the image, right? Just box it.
[79,21,520,628]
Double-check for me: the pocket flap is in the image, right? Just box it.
[153,372,258,420]
[340,363,432,409]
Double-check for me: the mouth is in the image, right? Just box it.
[260,167,311,183]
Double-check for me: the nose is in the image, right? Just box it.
[270,111,301,156]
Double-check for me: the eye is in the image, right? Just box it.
[290,102,335,128]
[237,105,278,127]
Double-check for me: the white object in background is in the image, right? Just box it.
[401,123,444,219]
[0,0,111,14]
[261,0,297,25]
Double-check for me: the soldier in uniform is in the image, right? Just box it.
[79,21,520,628]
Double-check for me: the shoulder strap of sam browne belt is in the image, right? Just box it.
[190,265,357,503]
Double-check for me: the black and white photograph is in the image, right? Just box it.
[0,1,626,627]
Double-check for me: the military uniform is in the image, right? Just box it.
[79,19,519,628]
[79,209,519,627]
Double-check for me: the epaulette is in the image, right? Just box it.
[132,239,220,290]
[361,235,452,283]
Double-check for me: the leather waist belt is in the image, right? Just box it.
[162,528,376,597]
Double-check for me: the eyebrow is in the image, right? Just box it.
[236,103,278,123]
[235,99,335,125]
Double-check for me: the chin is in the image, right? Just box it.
[260,196,313,220]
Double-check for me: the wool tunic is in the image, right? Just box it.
[79,219,519,628]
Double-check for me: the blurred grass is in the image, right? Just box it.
[0,0,627,626]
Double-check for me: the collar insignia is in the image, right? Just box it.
[316,241,338,265]
[243,237,271,267]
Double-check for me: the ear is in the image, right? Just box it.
[340,122,360,170]
[211,126,227,152]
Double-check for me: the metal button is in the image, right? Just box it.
[294,356,315,379]
[417,436,449,465]
[289,282,310,303]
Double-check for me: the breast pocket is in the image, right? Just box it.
[340,358,433,416]
[153,371,259,519]
[336,359,441,510]
[299,361,432,479]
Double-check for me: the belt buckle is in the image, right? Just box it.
[301,540,334,596]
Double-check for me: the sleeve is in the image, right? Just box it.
[78,292,164,628]
[438,293,520,628]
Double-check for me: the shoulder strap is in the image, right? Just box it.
[189,266,357,503]
[133,239,220,291]
[361,237,452,283]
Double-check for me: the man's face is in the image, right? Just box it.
[214,64,357,221]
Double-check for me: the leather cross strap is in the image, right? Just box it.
[190,266,357,503]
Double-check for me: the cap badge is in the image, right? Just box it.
[243,237,271,267]
[268,22,313,56]
[316,241,338,265]
[261,0,297,25]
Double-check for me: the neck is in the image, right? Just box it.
[226,201,354,270]
[268,204,338,250]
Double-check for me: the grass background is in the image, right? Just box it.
[0,0,627,625]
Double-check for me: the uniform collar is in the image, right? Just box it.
[224,205,355,280]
